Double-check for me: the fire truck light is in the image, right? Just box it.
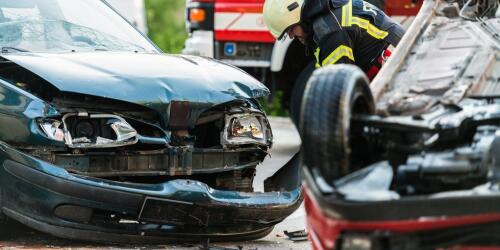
[189,8,206,22]
[224,42,236,56]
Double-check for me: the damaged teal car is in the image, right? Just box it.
[0,0,302,243]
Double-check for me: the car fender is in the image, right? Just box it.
[0,78,62,147]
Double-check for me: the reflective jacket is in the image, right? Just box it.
[301,0,405,71]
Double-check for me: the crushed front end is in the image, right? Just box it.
[0,53,302,243]
[0,98,301,242]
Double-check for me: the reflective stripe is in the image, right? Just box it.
[340,0,388,39]
[341,0,352,27]
[321,45,355,66]
[314,48,321,68]
[351,17,388,39]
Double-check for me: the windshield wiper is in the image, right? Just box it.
[1,47,30,53]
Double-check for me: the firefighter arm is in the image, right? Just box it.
[383,20,405,47]
[315,31,355,68]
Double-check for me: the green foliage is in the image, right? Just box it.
[145,0,187,53]
[260,91,289,117]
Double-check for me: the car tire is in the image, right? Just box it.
[300,64,375,182]
[290,62,315,125]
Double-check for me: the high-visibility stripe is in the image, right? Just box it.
[314,48,321,68]
[347,0,352,26]
[341,3,347,26]
[351,17,389,39]
[321,45,355,66]
[341,0,352,27]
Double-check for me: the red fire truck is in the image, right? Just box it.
[183,0,421,121]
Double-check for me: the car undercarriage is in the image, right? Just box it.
[358,0,500,199]
[300,0,500,248]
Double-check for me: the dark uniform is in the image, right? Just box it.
[301,0,405,74]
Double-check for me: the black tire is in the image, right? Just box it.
[290,62,315,125]
[300,64,375,182]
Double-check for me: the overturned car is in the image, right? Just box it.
[0,0,302,243]
[301,0,500,249]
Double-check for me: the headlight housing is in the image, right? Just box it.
[221,113,273,147]
[39,113,138,148]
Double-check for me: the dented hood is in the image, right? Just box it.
[2,52,269,125]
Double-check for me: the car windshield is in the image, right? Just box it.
[0,0,159,53]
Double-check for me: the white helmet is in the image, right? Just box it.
[263,0,304,39]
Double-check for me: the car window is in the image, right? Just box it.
[0,0,159,53]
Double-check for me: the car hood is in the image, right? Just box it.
[2,52,269,126]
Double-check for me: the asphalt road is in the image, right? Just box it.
[0,117,310,250]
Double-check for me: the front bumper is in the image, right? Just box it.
[0,143,302,243]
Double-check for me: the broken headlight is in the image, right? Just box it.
[39,113,138,148]
[40,120,65,142]
[222,113,272,147]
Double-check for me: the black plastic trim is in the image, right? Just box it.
[3,208,274,244]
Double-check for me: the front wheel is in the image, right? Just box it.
[300,64,375,182]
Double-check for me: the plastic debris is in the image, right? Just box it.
[334,161,400,201]
[284,230,308,242]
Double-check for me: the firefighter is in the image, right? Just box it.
[262,0,405,79]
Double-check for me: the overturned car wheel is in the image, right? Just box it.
[300,65,375,182]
